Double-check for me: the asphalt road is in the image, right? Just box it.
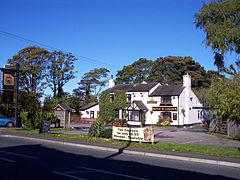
[0,136,239,180]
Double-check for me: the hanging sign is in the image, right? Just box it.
[3,73,14,86]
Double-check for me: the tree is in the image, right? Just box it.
[47,51,77,98]
[206,77,240,123]
[149,56,211,88]
[74,68,110,104]
[116,58,154,84]
[8,46,49,94]
[195,0,240,73]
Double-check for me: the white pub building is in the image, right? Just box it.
[80,74,204,126]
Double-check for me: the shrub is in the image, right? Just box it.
[88,119,105,137]
[157,117,171,126]
[21,111,31,128]
[100,128,112,139]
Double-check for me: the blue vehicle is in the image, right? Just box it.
[0,114,15,127]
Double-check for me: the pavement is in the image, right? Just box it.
[0,124,240,169]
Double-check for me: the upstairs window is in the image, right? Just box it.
[160,96,172,106]
[110,94,114,103]
[127,94,131,102]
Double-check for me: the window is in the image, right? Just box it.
[160,96,172,105]
[160,112,172,120]
[127,94,131,102]
[115,109,119,119]
[90,111,94,118]
[110,94,114,103]
[140,93,143,97]
[173,113,177,120]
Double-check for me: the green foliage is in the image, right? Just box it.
[99,91,115,121]
[47,50,77,98]
[195,0,240,75]
[19,92,41,113]
[74,68,110,104]
[114,91,129,109]
[157,117,171,126]
[8,46,49,94]
[20,111,31,128]
[149,56,211,88]
[206,77,240,123]
[99,90,129,122]
[21,110,58,129]
[88,119,105,137]
[99,128,112,139]
[116,58,154,84]
[195,0,240,54]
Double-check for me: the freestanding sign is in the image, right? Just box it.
[112,126,154,143]
[2,71,15,104]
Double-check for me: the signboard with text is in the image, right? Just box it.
[152,107,177,111]
[112,126,154,142]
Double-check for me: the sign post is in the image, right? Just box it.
[0,63,20,127]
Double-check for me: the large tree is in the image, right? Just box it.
[148,56,211,88]
[115,58,154,84]
[195,0,240,74]
[74,68,110,104]
[47,51,77,98]
[206,77,240,123]
[8,46,49,94]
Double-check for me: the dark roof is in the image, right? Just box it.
[79,102,98,111]
[107,84,134,93]
[134,101,148,111]
[128,83,158,92]
[150,85,185,96]
[107,83,158,93]
[54,103,72,111]
[128,100,148,111]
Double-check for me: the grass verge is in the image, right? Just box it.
[4,128,240,158]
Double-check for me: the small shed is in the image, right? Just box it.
[54,103,72,128]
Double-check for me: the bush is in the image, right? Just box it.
[89,119,105,137]
[100,128,112,139]
[157,117,171,126]
[21,110,59,129]
[21,111,31,128]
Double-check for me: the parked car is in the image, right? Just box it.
[0,114,15,127]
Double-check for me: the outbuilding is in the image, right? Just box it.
[54,103,73,128]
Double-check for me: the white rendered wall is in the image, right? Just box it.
[80,104,99,119]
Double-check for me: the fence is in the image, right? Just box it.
[71,116,96,124]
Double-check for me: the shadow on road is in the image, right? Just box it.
[0,144,237,180]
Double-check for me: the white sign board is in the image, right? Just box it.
[112,126,154,142]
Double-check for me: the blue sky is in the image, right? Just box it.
[0,0,224,95]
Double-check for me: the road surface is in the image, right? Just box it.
[0,136,239,180]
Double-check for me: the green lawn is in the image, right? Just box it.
[4,128,240,158]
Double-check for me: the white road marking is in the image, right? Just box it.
[64,170,93,174]
[78,166,149,180]
[0,150,38,159]
[0,157,16,163]
[52,171,87,180]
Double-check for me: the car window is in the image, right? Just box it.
[0,115,6,118]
